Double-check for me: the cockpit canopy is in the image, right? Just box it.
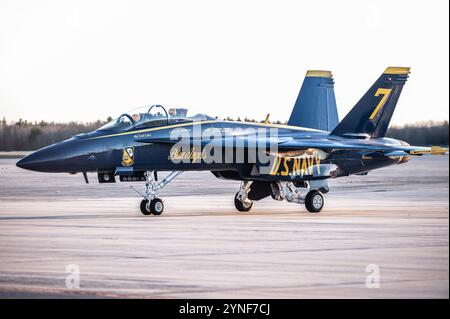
[98,105,216,132]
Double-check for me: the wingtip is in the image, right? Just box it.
[431,146,449,155]
[410,146,449,155]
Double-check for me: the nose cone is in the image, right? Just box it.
[16,147,58,172]
[16,138,101,173]
[16,156,30,169]
[16,140,77,172]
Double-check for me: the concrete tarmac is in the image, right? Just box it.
[0,156,448,298]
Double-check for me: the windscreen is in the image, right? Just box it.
[98,105,216,132]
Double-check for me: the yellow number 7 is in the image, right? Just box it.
[369,88,392,120]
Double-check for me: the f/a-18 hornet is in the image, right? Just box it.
[17,67,448,215]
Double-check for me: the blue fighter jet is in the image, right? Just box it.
[16,67,448,215]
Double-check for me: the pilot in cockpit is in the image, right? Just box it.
[132,113,141,123]
[168,108,177,117]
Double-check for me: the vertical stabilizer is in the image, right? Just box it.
[331,67,410,138]
[288,70,339,131]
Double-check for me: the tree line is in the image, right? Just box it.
[386,121,449,146]
[0,117,448,151]
[0,117,109,151]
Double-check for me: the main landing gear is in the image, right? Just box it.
[234,181,253,212]
[233,180,326,213]
[132,171,183,216]
[271,181,326,213]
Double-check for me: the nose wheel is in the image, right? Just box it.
[140,198,164,215]
[131,171,182,216]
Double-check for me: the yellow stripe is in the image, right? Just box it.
[88,120,322,140]
[306,70,333,78]
[384,67,411,75]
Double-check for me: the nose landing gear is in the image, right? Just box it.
[140,198,164,215]
[132,171,182,216]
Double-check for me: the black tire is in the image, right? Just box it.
[305,190,324,213]
[140,199,152,215]
[150,198,164,215]
[234,192,253,212]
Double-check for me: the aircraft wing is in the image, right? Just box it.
[136,136,448,156]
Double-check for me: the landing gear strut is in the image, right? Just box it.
[234,181,253,212]
[132,171,182,216]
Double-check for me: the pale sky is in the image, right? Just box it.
[0,0,449,125]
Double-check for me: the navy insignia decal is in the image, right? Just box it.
[121,147,135,167]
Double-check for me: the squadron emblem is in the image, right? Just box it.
[121,147,135,167]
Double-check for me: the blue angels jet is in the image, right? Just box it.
[16,67,448,215]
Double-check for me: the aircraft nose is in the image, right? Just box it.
[16,139,100,173]
[15,140,75,172]
[16,147,55,171]
[16,156,29,169]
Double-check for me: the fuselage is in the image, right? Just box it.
[16,120,408,182]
